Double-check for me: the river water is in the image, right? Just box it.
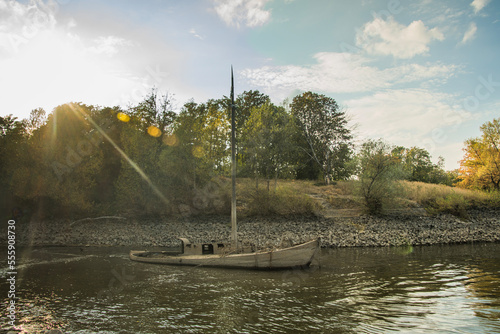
[1,243,499,333]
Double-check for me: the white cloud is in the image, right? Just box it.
[346,89,472,169]
[471,0,491,14]
[242,52,464,169]
[88,36,134,56]
[0,29,136,116]
[0,0,57,56]
[213,0,271,28]
[189,28,204,40]
[347,89,458,139]
[0,0,186,119]
[0,1,134,115]
[460,22,477,44]
[356,16,444,59]
[242,53,385,94]
[241,52,458,96]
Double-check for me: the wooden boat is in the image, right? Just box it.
[130,237,320,269]
[129,67,320,269]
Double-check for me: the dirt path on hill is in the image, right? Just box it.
[307,192,428,218]
[307,193,364,218]
[307,193,361,218]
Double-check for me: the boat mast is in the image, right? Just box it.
[230,66,238,247]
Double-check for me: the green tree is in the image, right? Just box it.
[131,88,176,133]
[23,108,47,136]
[0,115,27,217]
[204,99,231,173]
[175,99,230,175]
[20,103,106,217]
[114,122,171,215]
[112,90,191,215]
[7,113,49,218]
[391,146,450,184]
[86,106,125,210]
[355,139,403,215]
[174,101,211,185]
[235,90,270,132]
[240,102,297,190]
[290,92,353,184]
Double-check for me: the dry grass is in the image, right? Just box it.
[205,178,499,218]
[399,180,500,218]
[284,179,356,197]
[236,178,321,216]
[400,181,491,206]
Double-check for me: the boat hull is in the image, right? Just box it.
[130,238,320,269]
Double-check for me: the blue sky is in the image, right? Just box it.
[1,0,499,170]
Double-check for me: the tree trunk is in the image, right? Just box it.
[274,171,278,192]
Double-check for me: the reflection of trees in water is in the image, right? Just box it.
[4,244,499,333]
[464,260,500,321]
[321,244,500,331]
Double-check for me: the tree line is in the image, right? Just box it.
[1,88,497,219]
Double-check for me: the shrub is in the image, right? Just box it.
[431,193,470,219]
[355,140,404,215]
[487,191,500,207]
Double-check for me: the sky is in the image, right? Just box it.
[1,0,499,170]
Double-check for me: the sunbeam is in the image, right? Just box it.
[67,104,170,206]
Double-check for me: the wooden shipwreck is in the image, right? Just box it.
[130,237,320,269]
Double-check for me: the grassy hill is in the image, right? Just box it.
[231,178,500,219]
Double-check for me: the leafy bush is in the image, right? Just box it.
[354,140,404,215]
[487,190,500,207]
[430,193,470,219]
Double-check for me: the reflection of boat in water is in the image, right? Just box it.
[129,67,320,269]
[130,237,320,269]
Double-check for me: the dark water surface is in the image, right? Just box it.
[1,243,499,333]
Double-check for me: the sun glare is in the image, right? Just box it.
[192,145,204,158]
[67,104,170,205]
[163,134,179,146]
[117,112,130,122]
[147,125,162,138]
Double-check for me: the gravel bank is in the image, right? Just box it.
[4,209,500,248]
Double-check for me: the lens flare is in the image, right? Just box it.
[192,145,204,158]
[67,104,169,206]
[163,134,179,146]
[147,126,162,138]
[117,112,130,122]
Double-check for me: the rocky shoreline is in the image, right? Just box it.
[3,209,500,248]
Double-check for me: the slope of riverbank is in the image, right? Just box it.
[4,209,499,248]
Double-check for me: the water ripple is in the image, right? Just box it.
[1,244,499,333]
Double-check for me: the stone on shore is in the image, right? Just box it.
[3,209,499,248]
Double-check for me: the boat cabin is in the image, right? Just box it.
[179,238,231,255]
[178,238,255,255]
